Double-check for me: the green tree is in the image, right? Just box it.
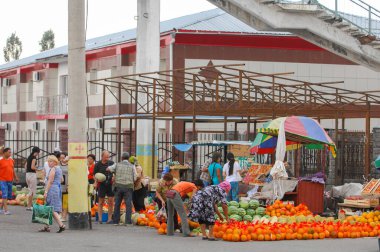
[3,32,22,62]
[39,29,55,52]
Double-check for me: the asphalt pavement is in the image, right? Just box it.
[0,206,378,252]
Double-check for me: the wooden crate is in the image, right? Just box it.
[344,199,371,207]
[362,179,380,195]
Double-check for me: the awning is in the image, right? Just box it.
[173,140,253,152]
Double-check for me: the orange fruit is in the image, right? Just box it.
[226,228,233,234]
[241,235,248,242]
[232,234,240,242]
[257,234,264,241]
[319,232,325,239]
[313,233,319,239]
[338,232,344,238]
[222,234,228,241]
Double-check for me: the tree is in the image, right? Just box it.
[3,33,22,62]
[39,29,55,52]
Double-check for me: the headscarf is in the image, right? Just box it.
[218,181,231,193]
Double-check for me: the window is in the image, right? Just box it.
[28,81,34,102]
[60,75,68,95]
[2,86,8,104]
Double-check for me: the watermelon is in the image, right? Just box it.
[249,200,260,209]
[246,209,256,217]
[228,201,239,207]
[230,214,242,222]
[228,206,238,215]
[12,185,17,193]
[255,207,266,216]
[237,208,246,217]
[243,215,253,222]
[239,201,249,210]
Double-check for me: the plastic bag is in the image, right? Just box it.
[156,207,167,222]
[32,203,53,225]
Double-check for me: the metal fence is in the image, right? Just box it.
[4,130,60,172]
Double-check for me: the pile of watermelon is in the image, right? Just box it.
[218,200,267,222]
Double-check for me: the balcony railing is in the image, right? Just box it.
[37,95,68,119]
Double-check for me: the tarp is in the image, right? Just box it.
[173,140,253,152]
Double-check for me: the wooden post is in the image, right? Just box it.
[365,104,371,178]
[341,118,345,184]
[117,82,122,162]
[247,116,251,141]
[334,115,340,185]
[224,116,227,141]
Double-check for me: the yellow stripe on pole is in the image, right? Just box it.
[68,142,88,213]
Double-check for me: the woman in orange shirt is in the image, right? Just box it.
[166,180,203,237]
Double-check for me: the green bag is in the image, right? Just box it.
[32,204,53,225]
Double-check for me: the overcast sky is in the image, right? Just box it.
[0,0,379,65]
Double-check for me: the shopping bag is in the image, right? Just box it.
[32,203,53,225]
[156,206,167,222]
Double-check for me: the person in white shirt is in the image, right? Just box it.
[222,152,246,202]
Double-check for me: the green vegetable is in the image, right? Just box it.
[228,206,238,215]
[249,200,260,209]
[239,201,249,210]
[243,215,253,222]
[246,209,256,217]
[255,207,265,216]
[237,208,246,217]
[229,214,242,222]
[228,201,239,207]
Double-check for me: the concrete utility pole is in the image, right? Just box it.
[136,0,160,178]
[67,0,89,229]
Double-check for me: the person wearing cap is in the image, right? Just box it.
[106,152,137,225]
[25,146,41,210]
[155,173,179,230]
[188,181,231,241]
[130,156,146,212]
[166,180,203,237]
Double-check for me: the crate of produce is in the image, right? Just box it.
[362,179,379,195]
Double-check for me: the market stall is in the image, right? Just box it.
[246,116,336,214]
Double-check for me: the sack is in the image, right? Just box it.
[156,207,167,222]
[200,171,211,183]
[32,203,53,225]
[166,190,176,199]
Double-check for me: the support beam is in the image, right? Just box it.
[135,0,160,178]
[334,116,340,185]
[365,108,371,178]
[67,0,89,230]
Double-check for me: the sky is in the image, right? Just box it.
[0,0,380,65]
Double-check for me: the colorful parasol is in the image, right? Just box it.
[251,116,336,157]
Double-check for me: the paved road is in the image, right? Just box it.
[0,206,378,252]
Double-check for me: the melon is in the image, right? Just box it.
[246,209,255,217]
[95,173,106,182]
[243,215,253,222]
[229,214,242,222]
[228,206,238,215]
[239,201,249,210]
[131,213,139,225]
[249,200,260,209]
[228,201,239,207]
[255,207,265,216]
[237,208,246,217]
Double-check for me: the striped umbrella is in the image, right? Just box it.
[251,116,336,157]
